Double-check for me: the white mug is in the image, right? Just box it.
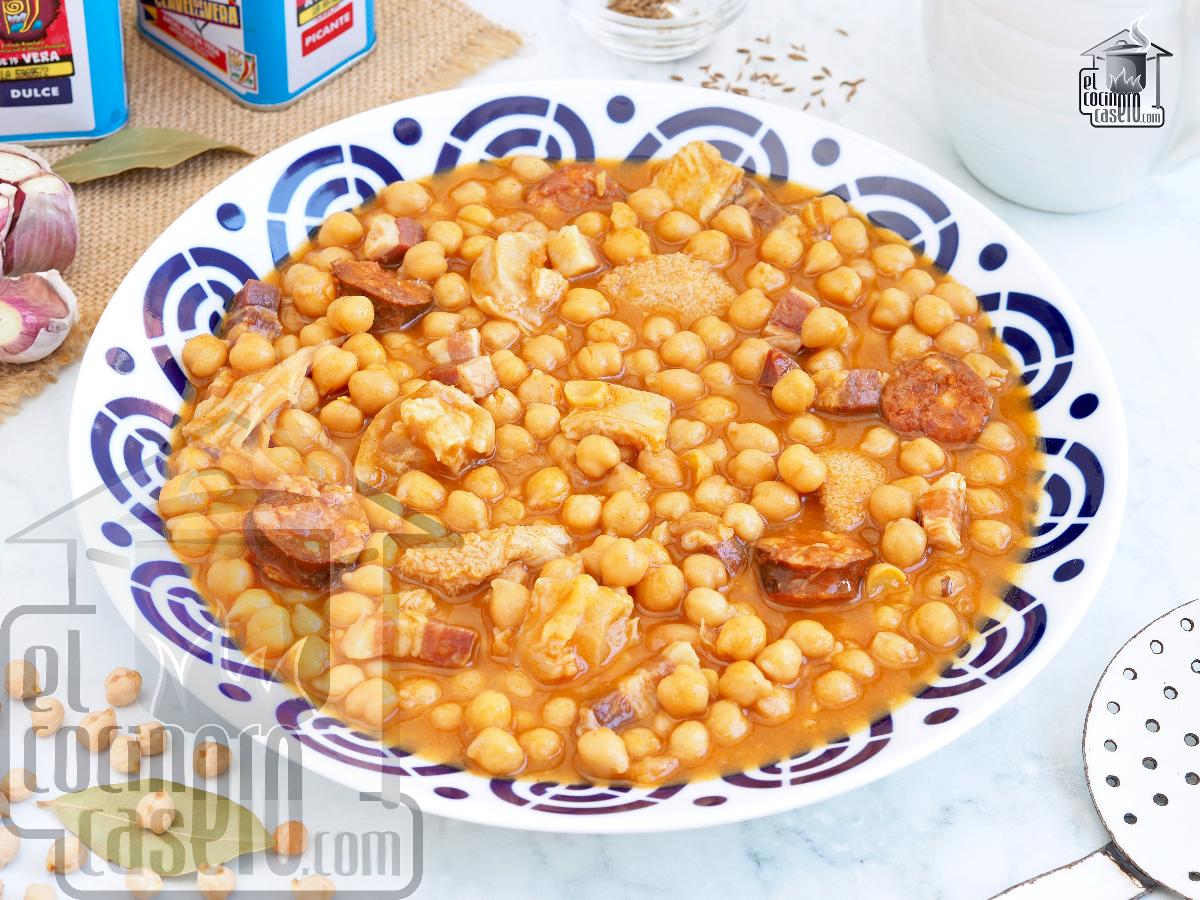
[923,0,1200,212]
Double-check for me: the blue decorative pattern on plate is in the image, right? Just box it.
[68,81,1126,832]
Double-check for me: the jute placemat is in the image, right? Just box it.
[0,0,520,420]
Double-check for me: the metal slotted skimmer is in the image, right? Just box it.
[997,599,1200,898]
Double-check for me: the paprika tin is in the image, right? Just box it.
[136,1,376,108]
[0,0,129,144]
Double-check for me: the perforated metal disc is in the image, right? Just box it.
[1083,599,1200,897]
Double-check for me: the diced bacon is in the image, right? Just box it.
[428,355,499,399]
[361,215,424,265]
[812,369,886,415]
[670,512,747,576]
[427,328,482,365]
[527,163,625,214]
[758,347,800,389]
[416,619,478,667]
[736,181,788,229]
[917,472,969,550]
[577,642,699,731]
[763,287,819,352]
[230,279,280,312]
[341,609,478,668]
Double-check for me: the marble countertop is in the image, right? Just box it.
[2,0,1198,896]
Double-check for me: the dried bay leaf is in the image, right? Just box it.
[53,128,252,184]
[38,779,273,875]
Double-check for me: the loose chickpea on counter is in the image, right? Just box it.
[165,142,1039,785]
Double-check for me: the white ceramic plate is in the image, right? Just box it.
[67,80,1127,832]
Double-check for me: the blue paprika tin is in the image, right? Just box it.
[0,0,129,144]
[136,1,376,108]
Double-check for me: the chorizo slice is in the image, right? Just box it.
[755,530,873,606]
[527,162,625,213]
[331,258,432,331]
[880,353,991,445]
[758,347,800,389]
[812,368,885,415]
[246,478,369,589]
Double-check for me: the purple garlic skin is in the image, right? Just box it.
[0,144,79,276]
[0,270,78,364]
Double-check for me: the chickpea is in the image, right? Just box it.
[729,288,773,331]
[576,728,629,778]
[728,449,778,487]
[635,564,686,612]
[899,437,947,475]
[193,740,232,778]
[679,587,731,627]
[813,669,862,709]
[800,306,849,348]
[138,721,169,756]
[786,413,831,446]
[26,886,56,900]
[657,665,710,718]
[760,228,804,269]
[711,203,755,241]
[722,503,765,542]
[30,697,64,736]
[311,347,358,395]
[870,288,914,330]
[859,426,899,457]
[656,210,701,243]
[872,242,916,275]
[870,631,921,669]
[318,397,364,435]
[777,444,827,493]
[913,294,956,335]
[289,265,336,318]
[125,868,164,900]
[511,155,553,182]
[784,619,833,658]
[830,216,869,256]
[750,481,801,523]
[970,519,1014,554]
[897,268,936,298]
[46,834,87,874]
[668,721,710,763]
[298,318,338,347]
[730,338,770,381]
[521,334,569,371]
[542,696,578,729]
[654,490,692,520]
[598,538,649,588]
[182,334,229,380]
[660,330,708,369]
[4,659,39,700]
[979,422,1017,454]
[744,261,787,293]
[273,820,308,857]
[816,266,863,306]
[553,494,600,535]
[966,451,1010,486]
[403,240,448,281]
[105,667,142,707]
[465,690,511,733]
[681,552,729,589]
[802,239,842,276]
[715,615,768,662]
[718,660,772,705]
[396,470,447,512]
[771,369,816,414]
[913,601,962,648]
[934,281,980,317]
[228,332,275,374]
[524,467,571,512]
[136,791,176,834]
[0,826,18,868]
[493,497,526,525]
[1,767,34,801]
[111,734,141,774]
[572,341,623,379]
[327,294,374,335]
[443,490,490,532]
[868,484,916,526]
[707,700,750,746]
[757,639,803,683]
[517,727,563,771]
[889,324,933,362]
[603,227,653,264]
[601,490,651,537]
[881,518,928,569]
[379,181,430,216]
[625,186,671,220]
[77,707,117,752]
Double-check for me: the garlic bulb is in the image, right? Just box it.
[0,144,79,276]
[0,271,78,364]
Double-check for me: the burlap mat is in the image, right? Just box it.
[0,0,520,420]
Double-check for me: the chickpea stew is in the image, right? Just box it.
[165,141,1039,785]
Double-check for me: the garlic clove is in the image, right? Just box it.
[0,270,77,364]
[0,145,47,184]
[3,174,78,276]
